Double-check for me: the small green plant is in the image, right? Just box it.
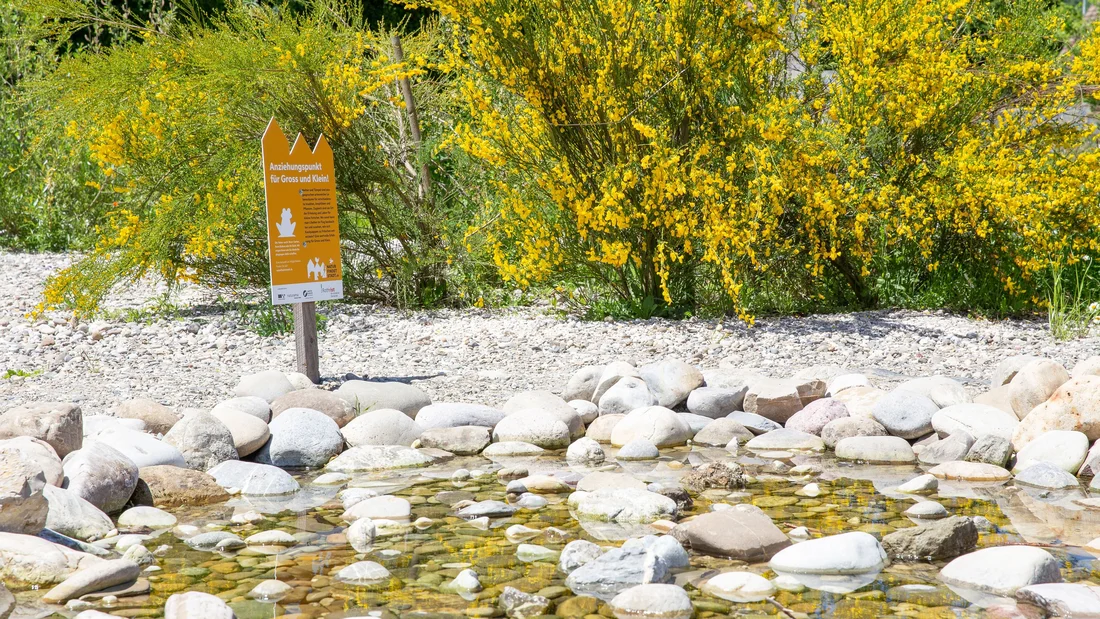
[3,368,41,379]
[1047,258,1100,340]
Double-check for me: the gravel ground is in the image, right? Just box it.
[2,251,1097,413]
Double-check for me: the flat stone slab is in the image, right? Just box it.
[928,461,1011,482]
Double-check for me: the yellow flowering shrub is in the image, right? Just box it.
[425,0,1100,317]
[30,1,464,316]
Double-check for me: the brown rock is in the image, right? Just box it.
[881,516,977,561]
[130,465,228,508]
[271,390,355,428]
[670,507,790,561]
[114,399,181,435]
[681,461,746,493]
[0,402,82,458]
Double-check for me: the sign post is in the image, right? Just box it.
[261,118,343,384]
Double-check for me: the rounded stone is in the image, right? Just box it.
[90,429,186,468]
[211,396,272,423]
[598,377,658,416]
[609,406,691,448]
[271,389,355,427]
[113,399,181,435]
[897,376,971,409]
[616,439,658,460]
[334,561,391,585]
[931,403,1020,441]
[835,436,916,463]
[61,441,139,514]
[503,391,584,438]
[701,571,776,603]
[41,485,110,541]
[207,460,300,495]
[745,428,825,452]
[493,411,571,449]
[686,386,747,419]
[347,517,376,552]
[609,584,693,619]
[118,506,177,529]
[784,398,850,436]
[341,409,423,447]
[1013,430,1089,474]
[770,532,887,575]
[566,437,605,464]
[639,360,704,409]
[254,407,344,469]
[569,400,600,425]
[872,389,939,439]
[586,414,625,443]
[0,402,83,458]
[163,411,237,471]
[233,370,295,403]
[335,380,431,417]
[939,546,1062,596]
[208,408,270,458]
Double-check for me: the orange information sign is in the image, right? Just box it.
[261,118,343,305]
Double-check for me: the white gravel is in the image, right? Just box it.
[2,251,1097,413]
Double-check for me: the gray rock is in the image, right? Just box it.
[558,539,603,574]
[271,389,355,427]
[336,380,431,417]
[727,412,782,435]
[567,489,677,523]
[482,442,545,457]
[207,460,300,495]
[881,516,977,560]
[493,411,571,449]
[186,531,243,551]
[671,506,789,560]
[820,416,889,449]
[0,584,11,619]
[931,403,1019,441]
[784,398,850,436]
[564,365,603,403]
[419,426,491,455]
[681,461,746,493]
[499,586,550,619]
[836,436,916,463]
[965,434,1013,468]
[0,436,63,486]
[598,377,658,416]
[677,412,712,436]
[92,429,186,468]
[233,370,294,404]
[254,407,344,468]
[1079,438,1100,477]
[593,361,641,402]
[686,386,747,419]
[41,559,140,603]
[566,438,605,464]
[872,389,939,439]
[639,360,704,409]
[503,391,584,439]
[692,418,754,447]
[457,500,517,519]
[897,375,970,409]
[745,428,825,452]
[991,355,1043,386]
[0,445,48,534]
[165,591,236,618]
[1016,583,1100,618]
[340,409,423,447]
[163,411,238,471]
[918,433,975,465]
[0,402,82,458]
[1014,462,1079,489]
[210,396,271,423]
[325,445,437,472]
[569,400,599,425]
[0,532,100,585]
[42,485,112,541]
[608,584,693,619]
[62,442,139,514]
[939,546,1062,596]
[565,544,673,600]
[415,402,508,430]
[609,406,691,447]
[769,531,887,574]
[616,439,658,460]
[650,485,692,512]
[118,506,176,529]
[625,535,688,569]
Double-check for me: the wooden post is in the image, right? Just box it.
[293,302,320,384]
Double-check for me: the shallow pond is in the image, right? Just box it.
[14,446,1100,619]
